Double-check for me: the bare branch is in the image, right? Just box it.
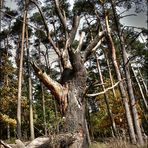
[83,31,105,61]
[120,14,137,19]
[64,15,81,54]
[30,0,49,36]
[86,81,120,97]
[47,35,61,57]
[54,0,67,31]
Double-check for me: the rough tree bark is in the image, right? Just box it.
[31,52,88,147]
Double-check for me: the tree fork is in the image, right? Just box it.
[31,61,68,115]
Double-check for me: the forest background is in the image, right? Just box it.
[0,0,147,147]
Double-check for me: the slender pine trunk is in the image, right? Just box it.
[109,0,144,144]
[41,83,48,136]
[138,68,148,95]
[132,67,148,111]
[38,41,48,136]
[7,124,10,140]
[95,53,117,137]
[17,10,27,139]
[120,35,144,145]
[26,18,35,140]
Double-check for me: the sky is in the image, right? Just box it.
[3,0,147,65]
[119,6,147,29]
[5,0,147,29]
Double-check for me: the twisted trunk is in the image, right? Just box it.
[31,52,89,147]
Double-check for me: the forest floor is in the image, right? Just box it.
[90,138,148,148]
[2,137,148,148]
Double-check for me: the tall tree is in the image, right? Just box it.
[38,40,48,136]
[26,15,35,140]
[95,52,117,137]
[29,0,104,147]
[1,0,147,146]
[0,0,4,86]
[17,6,27,139]
[104,10,137,144]
[110,0,144,145]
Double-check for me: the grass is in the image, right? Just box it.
[90,142,106,148]
[90,139,148,148]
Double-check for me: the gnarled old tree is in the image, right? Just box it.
[29,0,104,147]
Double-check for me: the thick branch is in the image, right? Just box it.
[83,31,105,61]
[68,15,81,48]
[62,16,81,69]
[31,61,63,100]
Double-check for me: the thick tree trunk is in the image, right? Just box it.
[60,53,88,147]
[63,88,87,147]
[32,51,89,147]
